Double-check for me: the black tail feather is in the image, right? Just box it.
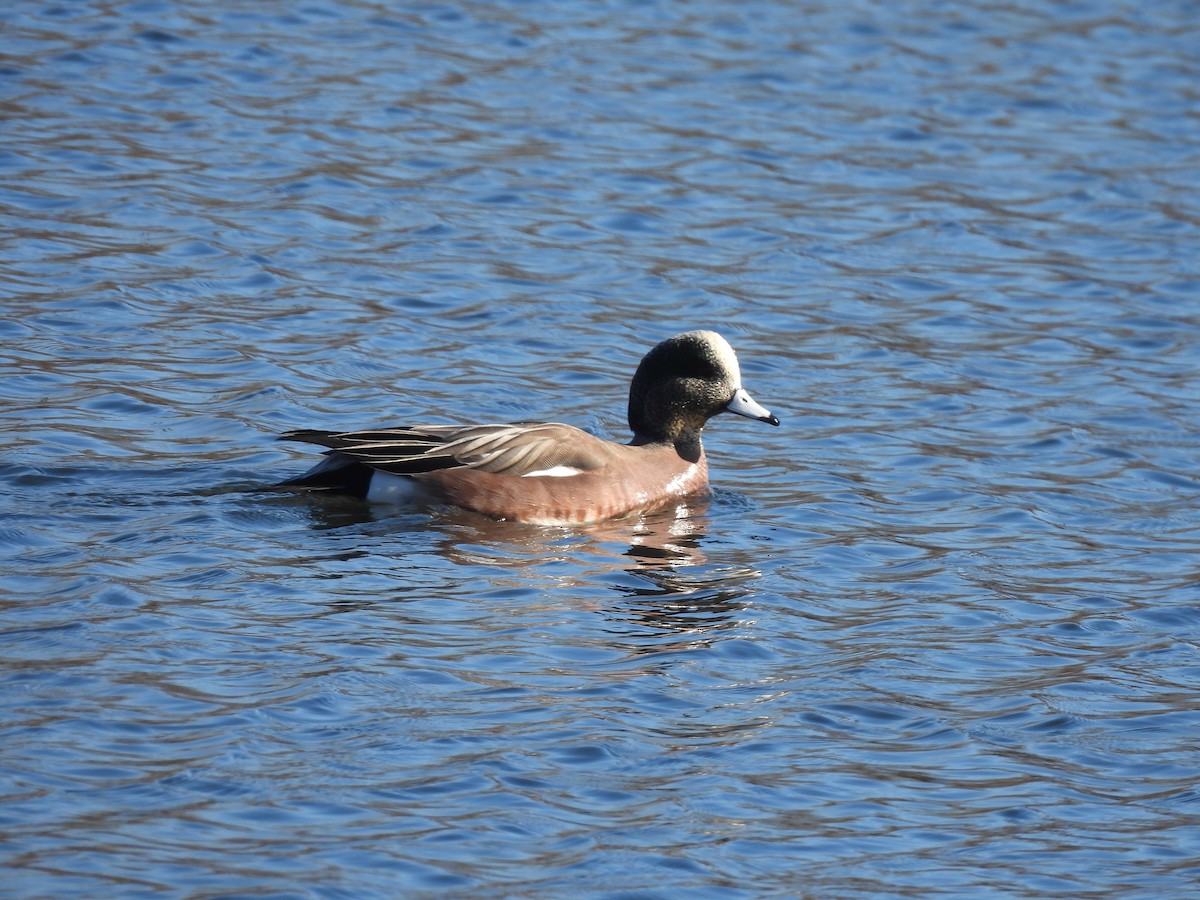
[275,456,376,498]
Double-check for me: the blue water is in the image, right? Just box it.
[2,0,1199,896]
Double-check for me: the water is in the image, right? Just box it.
[2,0,1199,896]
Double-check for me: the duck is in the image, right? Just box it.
[275,329,779,525]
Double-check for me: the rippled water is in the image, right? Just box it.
[3,0,1199,896]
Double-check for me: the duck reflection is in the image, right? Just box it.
[431,496,757,639]
[278,492,757,639]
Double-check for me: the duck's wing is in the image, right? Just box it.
[280,423,613,478]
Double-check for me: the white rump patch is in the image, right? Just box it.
[521,465,584,478]
[366,472,424,503]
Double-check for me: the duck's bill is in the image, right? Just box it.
[725,387,780,426]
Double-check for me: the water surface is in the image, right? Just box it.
[2,0,1198,896]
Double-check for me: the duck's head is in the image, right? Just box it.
[627,330,779,447]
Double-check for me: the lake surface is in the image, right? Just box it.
[2,0,1199,896]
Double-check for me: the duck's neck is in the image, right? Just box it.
[630,430,704,463]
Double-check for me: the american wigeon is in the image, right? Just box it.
[276,330,779,525]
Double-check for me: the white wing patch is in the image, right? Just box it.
[521,465,585,478]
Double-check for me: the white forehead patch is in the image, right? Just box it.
[699,330,742,386]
